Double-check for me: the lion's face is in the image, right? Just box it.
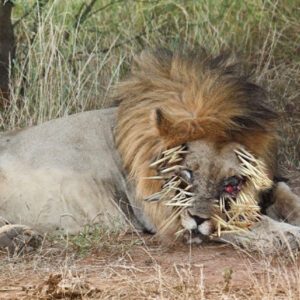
[115,48,277,241]
[179,140,245,236]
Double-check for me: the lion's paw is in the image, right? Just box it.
[0,224,42,255]
[218,216,300,255]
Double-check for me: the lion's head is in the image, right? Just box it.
[114,48,278,241]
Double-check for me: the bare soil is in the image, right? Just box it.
[1,234,300,300]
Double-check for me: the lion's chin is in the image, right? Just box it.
[183,229,212,245]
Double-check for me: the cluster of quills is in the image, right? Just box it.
[213,147,273,235]
[145,145,273,236]
[145,145,195,208]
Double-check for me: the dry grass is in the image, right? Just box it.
[3,0,299,172]
[0,0,299,298]
[1,234,300,299]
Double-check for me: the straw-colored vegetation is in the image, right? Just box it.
[4,0,299,174]
[0,0,299,298]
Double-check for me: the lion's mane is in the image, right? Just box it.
[114,48,278,236]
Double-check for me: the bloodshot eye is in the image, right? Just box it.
[223,176,243,195]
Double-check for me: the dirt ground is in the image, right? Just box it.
[1,234,300,300]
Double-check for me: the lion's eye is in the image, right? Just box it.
[181,169,193,183]
[223,176,243,195]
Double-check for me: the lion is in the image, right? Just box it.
[0,48,300,254]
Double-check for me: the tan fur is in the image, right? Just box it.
[114,48,278,237]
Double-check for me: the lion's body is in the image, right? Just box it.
[0,48,300,254]
[0,108,152,234]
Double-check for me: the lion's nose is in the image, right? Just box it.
[190,215,214,236]
[181,211,214,236]
[191,215,209,226]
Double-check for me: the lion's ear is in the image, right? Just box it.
[153,108,223,147]
[154,108,174,137]
[153,109,188,146]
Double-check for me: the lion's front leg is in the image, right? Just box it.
[219,215,300,254]
[266,182,300,226]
